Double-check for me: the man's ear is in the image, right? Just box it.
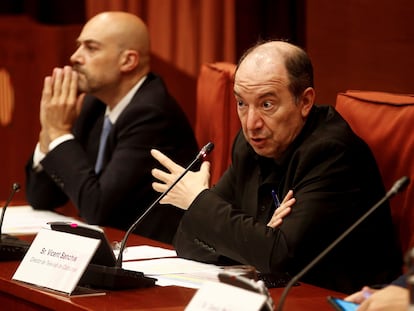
[120,50,139,72]
[300,87,315,118]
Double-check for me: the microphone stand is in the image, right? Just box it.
[66,143,214,290]
[115,142,214,267]
[276,176,410,311]
[0,183,21,239]
[0,183,30,261]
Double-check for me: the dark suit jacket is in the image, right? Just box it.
[25,73,199,244]
[391,274,407,288]
[174,105,402,293]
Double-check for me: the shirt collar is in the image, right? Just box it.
[105,75,147,123]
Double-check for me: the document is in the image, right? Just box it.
[1,205,87,235]
[122,258,252,289]
[122,257,220,275]
[114,245,177,261]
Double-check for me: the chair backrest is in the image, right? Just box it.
[195,62,240,185]
[336,90,414,256]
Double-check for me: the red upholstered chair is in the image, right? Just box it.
[195,62,240,185]
[336,90,414,256]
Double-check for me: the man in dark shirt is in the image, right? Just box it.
[25,12,198,244]
[150,40,402,292]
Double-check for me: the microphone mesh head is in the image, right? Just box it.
[391,176,410,195]
[199,142,215,158]
[12,183,21,192]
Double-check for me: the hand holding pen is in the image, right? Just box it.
[267,190,295,228]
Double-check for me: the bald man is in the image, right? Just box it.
[25,12,198,244]
[150,40,402,292]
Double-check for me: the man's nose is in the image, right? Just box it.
[70,47,82,65]
[246,107,263,130]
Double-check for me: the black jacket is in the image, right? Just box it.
[26,73,199,244]
[174,105,402,293]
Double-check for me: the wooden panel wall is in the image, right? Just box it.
[0,16,81,203]
[306,0,414,105]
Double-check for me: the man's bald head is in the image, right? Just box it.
[82,11,150,73]
[236,40,313,101]
[70,12,152,105]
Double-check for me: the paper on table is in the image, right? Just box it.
[123,257,220,275]
[122,257,225,288]
[1,205,87,235]
[155,271,222,289]
[114,245,177,261]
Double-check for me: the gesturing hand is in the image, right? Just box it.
[151,149,211,210]
[267,190,295,228]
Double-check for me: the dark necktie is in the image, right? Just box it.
[95,116,112,173]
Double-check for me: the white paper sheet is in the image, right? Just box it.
[1,205,87,235]
[122,257,220,275]
[114,245,177,261]
[122,258,227,288]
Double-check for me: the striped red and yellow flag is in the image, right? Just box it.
[0,68,14,126]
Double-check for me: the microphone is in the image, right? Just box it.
[276,176,410,311]
[0,183,30,261]
[73,142,214,289]
[115,141,214,267]
[0,182,21,237]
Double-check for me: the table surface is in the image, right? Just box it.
[0,227,346,311]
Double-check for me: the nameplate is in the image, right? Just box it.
[185,281,266,311]
[13,228,100,295]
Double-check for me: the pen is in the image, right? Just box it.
[271,189,281,209]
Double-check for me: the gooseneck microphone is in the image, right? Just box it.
[0,182,30,261]
[49,143,215,289]
[115,142,214,267]
[276,176,410,311]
